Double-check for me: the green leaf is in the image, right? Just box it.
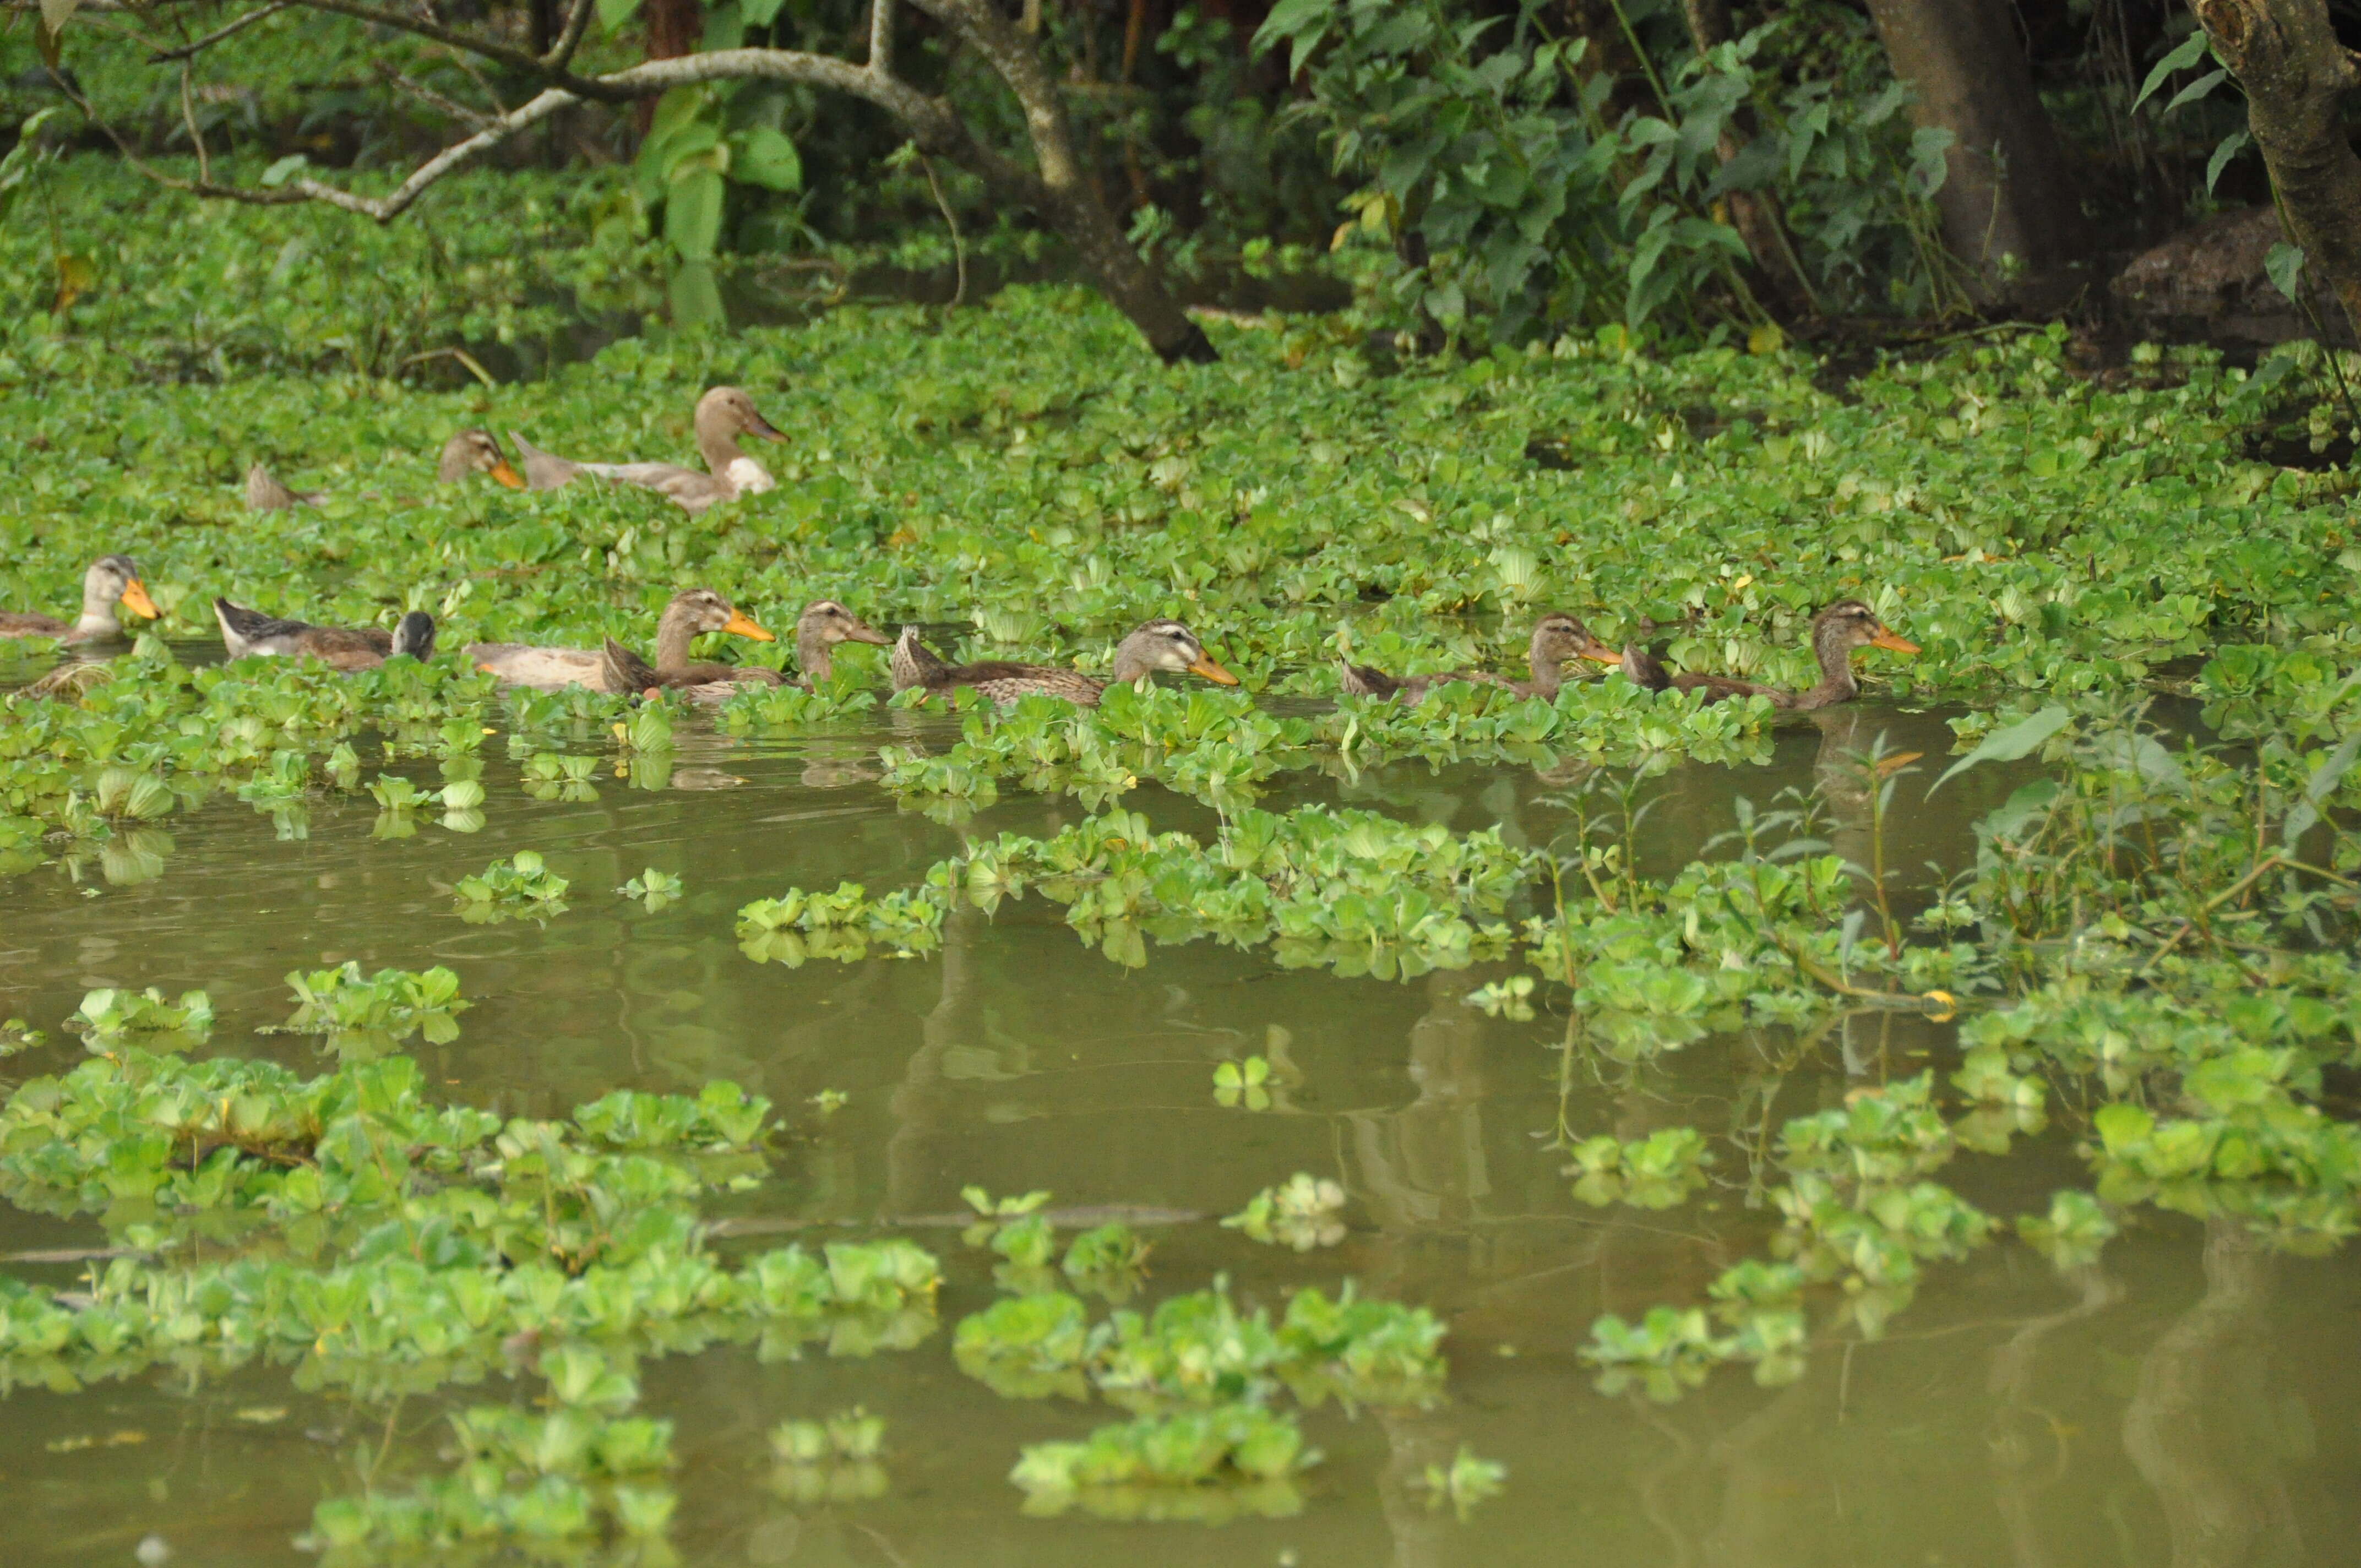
[2133,30,2210,113]
[2160,68,2226,116]
[2205,129,2250,195]
[260,155,311,189]
[2092,1102,2153,1156]
[664,167,725,262]
[730,126,801,192]
[740,0,787,24]
[2265,241,2306,304]
[1928,706,2070,796]
[597,0,643,33]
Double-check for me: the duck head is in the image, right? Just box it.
[439,429,524,488]
[1109,619,1238,687]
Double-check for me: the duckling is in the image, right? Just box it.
[509,387,786,515]
[1,556,158,643]
[215,600,437,671]
[437,429,525,488]
[891,619,1237,707]
[1337,612,1619,704]
[598,600,888,704]
[466,587,772,693]
[1618,600,1918,710]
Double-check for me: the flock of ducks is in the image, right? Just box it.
[7,384,1923,713]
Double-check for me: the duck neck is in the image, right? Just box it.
[653,605,702,669]
[1525,636,1564,698]
[1107,640,1154,685]
[696,419,744,480]
[797,623,833,682]
[73,585,120,639]
[1808,623,1860,703]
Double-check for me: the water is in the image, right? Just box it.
[3,674,2355,1567]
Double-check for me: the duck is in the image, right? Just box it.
[509,387,786,515]
[215,600,437,671]
[891,619,1237,707]
[1617,600,1918,710]
[244,463,326,511]
[599,600,889,704]
[1,556,159,643]
[466,587,773,693]
[1336,612,1619,704]
[438,429,526,488]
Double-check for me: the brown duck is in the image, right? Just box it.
[1337,612,1619,703]
[1618,600,1918,709]
[890,619,1238,707]
[214,600,438,671]
[467,587,773,692]
[510,388,785,515]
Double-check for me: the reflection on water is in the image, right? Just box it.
[1,699,2356,1566]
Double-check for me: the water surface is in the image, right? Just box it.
[2,685,2354,1567]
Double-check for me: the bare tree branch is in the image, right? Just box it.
[869,0,895,77]
[284,86,577,217]
[538,0,596,72]
[147,0,292,62]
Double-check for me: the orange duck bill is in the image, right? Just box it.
[119,579,160,619]
[1869,625,1921,654]
[1189,654,1241,685]
[489,460,525,489]
[1577,637,1622,665]
[724,610,776,641]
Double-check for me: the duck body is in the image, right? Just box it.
[1619,600,1917,710]
[467,587,774,694]
[215,600,436,671]
[892,619,1237,708]
[1,556,158,643]
[1338,613,1618,705]
[508,388,785,515]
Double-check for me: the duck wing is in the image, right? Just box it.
[597,462,733,515]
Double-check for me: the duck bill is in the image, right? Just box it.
[1189,655,1241,686]
[489,460,525,489]
[748,411,786,443]
[1869,628,1921,655]
[119,580,160,619]
[1577,640,1622,665]
[724,610,776,642]
[847,621,891,646]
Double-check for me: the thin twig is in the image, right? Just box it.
[178,60,210,186]
[374,59,496,130]
[398,346,499,386]
[147,0,291,61]
[869,0,895,77]
[919,153,967,307]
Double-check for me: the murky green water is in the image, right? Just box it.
[3,653,2355,1566]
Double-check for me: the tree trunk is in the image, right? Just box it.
[638,0,701,132]
[2194,0,2361,342]
[920,0,1215,362]
[1860,0,2090,288]
[1678,0,1818,319]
